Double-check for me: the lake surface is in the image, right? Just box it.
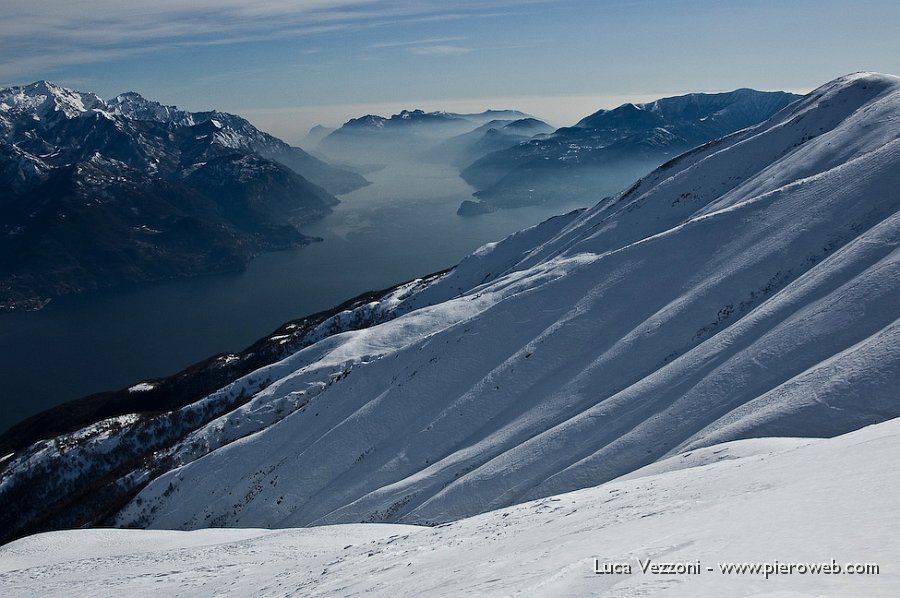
[0,163,588,432]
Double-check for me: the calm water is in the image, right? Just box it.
[0,163,588,432]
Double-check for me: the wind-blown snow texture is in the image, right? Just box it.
[93,73,900,531]
[3,418,898,596]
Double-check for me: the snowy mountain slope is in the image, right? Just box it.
[0,81,103,136]
[95,72,900,530]
[3,417,898,597]
[2,73,898,542]
[106,91,368,194]
[0,82,366,197]
[0,213,582,546]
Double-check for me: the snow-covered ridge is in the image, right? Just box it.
[0,80,366,195]
[0,81,102,127]
[3,417,898,596]
[573,86,799,131]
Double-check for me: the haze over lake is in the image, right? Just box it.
[0,162,588,432]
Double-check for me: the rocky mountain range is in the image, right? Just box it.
[0,82,368,310]
[316,108,533,164]
[459,88,801,213]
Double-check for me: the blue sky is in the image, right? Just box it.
[2,0,899,143]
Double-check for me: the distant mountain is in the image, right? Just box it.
[2,73,898,544]
[301,124,335,148]
[318,108,532,165]
[458,109,535,125]
[460,88,801,214]
[0,82,365,310]
[105,92,368,195]
[426,117,554,167]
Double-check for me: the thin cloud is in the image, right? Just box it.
[0,0,556,77]
[370,36,466,49]
[408,45,472,56]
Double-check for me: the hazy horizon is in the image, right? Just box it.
[240,85,815,146]
[2,77,813,147]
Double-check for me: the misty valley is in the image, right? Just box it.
[0,84,793,431]
[0,159,585,432]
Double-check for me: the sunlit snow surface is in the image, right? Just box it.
[2,419,898,596]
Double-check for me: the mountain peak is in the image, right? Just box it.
[106,92,193,126]
[806,71,900,101]
[343,114,387,129]
[109,90,151,105]
[24,80,57,93]
[398,109,426,119]
[573,88,802,132]
[1,80,103,121]
[834,71,900,85]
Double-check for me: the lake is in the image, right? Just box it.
[0,163,589,432]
